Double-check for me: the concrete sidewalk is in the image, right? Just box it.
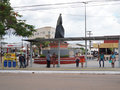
[1,66,120,75]
[0,60,120,75]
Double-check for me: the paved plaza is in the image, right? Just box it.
[0,59,120,71]
[31,59,120,68]
[0,60,120,74]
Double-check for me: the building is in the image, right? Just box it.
[29,26,85,57]
[29,26,55,39]
[93,40,118,54]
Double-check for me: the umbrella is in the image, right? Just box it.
[55,14,64,38]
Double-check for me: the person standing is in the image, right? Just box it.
[98,52,105,68]
[22,54,26,68]
[75,53,80,67]
[52,52,57,68]
[110,52,116,68]
[46,51,51,68]
[19,54,24,68]
[79,56,85,68]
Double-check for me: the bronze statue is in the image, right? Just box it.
[55,14,64,38]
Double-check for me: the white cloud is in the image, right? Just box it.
[86,4,120,36]
[4,0,120,43]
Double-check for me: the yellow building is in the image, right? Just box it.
[93,43,118,48]
[93,40,118,54]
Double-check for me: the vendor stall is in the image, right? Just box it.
[2,53,18,69]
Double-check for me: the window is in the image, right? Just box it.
[48,31,50,34]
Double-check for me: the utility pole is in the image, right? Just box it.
[87,31,92,50]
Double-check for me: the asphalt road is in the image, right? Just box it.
[0,73,120,90]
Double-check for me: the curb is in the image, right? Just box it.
[0,70,120,75]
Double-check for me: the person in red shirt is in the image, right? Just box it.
[52,52,57,68]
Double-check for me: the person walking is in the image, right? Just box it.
[110,52,116,68]
[52,52,57,68]
[46,51,51,68]
[75,53,80,67]
[98,52,105,68]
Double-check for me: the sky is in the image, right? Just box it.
[3,0,120,44]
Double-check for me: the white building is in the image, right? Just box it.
[29,26,55,39]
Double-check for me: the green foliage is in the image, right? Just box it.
[56,55,69,58]
[40,54,69,58]
[32,38,50,55]
[0,22,6,35]
[80,48,85,54]
[109,48,113,52]
[0,0,35,37]
[80,48,84,51]
[40,54,46,58]
[32,38,50,48]
[60,55,69,58]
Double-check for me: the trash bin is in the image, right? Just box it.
[4,60,7,67]
[13,60,16,67]
[8,60,12,67]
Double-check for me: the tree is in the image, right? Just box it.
[0,0,35,37]
[0,0,35,63]
[32,38,50,56]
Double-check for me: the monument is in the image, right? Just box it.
[55,14,64,38]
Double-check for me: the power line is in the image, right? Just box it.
[13,1,85,8]
[14,8,120,18]
[13,0,120,9]
[88,2,120,7]
[13,2,120,12]
[12,0,120,18]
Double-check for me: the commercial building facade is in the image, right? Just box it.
[29,26,55,39]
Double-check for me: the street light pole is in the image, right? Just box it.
[83,2,88,67]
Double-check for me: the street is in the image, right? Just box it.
[0,73,120,90]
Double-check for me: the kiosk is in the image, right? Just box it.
[2,53,18,69]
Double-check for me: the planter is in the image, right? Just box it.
[34,56,85,64]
